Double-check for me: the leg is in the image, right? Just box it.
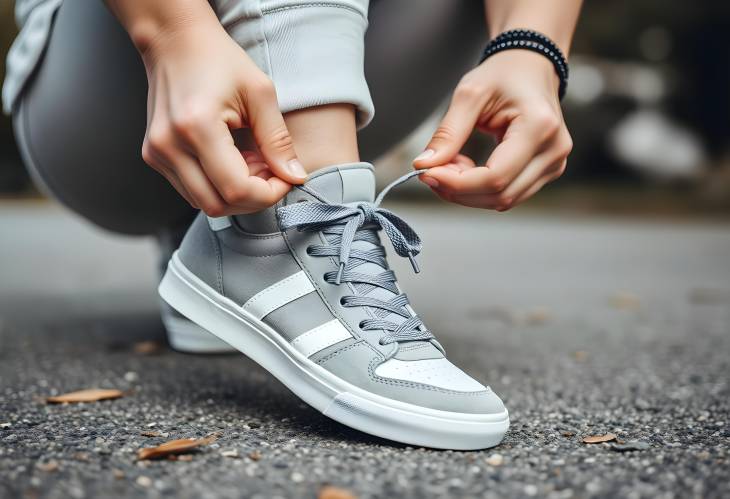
[360,0,486,161]
[16,0,367,232]
[216,0,370,171]
[282,104,359,171]
[14,0,194,236]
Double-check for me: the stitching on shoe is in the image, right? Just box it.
[315,341,364,364]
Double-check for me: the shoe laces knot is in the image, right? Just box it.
[274,170,433,345]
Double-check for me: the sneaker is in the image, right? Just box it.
[159,162,509,449]
[158,228,236,354]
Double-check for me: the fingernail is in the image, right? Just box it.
[286,159,308,179]
[421,176,439,188]
[414,149,435,162]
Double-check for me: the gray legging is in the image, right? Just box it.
[13,0,484,236]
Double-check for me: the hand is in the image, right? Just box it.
[413,50,573,211]
[140,22,307,216]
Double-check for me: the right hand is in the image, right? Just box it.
[139,22,307,216]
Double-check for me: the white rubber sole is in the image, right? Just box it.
[159,252,509,450]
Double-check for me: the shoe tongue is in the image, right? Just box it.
[300,162,375,204]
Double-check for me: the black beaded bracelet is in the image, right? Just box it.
[479,29,569,100]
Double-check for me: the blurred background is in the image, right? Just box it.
[2,1,730,214]
[0,4,728,498]
[1,0,729,306]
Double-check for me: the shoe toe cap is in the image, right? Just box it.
[374,357,506,415]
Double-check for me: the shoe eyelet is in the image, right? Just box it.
[358,321,365,329]
[378,339,386,346]
[305,245,313,255]
[339,297,347,306]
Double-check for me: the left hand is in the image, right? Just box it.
[413,50,573,211]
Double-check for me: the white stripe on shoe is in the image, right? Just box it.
[290,319,352,357]
[242,270,315,319]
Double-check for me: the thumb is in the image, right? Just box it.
[247,86,307,184]
[413,93,482,169]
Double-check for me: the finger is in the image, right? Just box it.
[231,150,292,207]
[420,164,506,195]
[422,113,555,195]
[170,150,233,217]
[512,159,567,206]
[245,80,307,184]
[418,154,474,188]
[413,87,484,168]
[445,156,565,211]
[243,150,274,180]
[481,115,550,184]
[180,119,288,208]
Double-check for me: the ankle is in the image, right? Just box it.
[284,104,359,172]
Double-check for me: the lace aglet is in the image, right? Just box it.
[335,262,345,285]
[407,252,420,274]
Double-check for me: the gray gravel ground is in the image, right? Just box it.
[1,201,729,499]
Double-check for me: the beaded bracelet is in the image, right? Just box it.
[479,29,569,100]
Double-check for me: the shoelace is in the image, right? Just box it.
[276,170,433,345]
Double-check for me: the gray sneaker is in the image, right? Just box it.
[158,228,236,354]
[159,163,508,449]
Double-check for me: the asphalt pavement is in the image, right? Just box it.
[1,200,728,499]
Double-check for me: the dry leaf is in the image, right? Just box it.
[524,307,551,326]
[46,389,124,404]
[133,341,162,355]
[582,433,617,444]
[248,450,262,461]
[318,486,358,499]
[561,431,575,437]
[37,460,59,472]
[137,436,216,460]
[609,292,640,310]
[573,351,589,362]
[140,431,161,437]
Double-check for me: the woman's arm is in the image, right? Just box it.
[414,0,582,211]
[105,0,307,216]
[106,0,219,55]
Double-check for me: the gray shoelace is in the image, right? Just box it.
[276,170,434,345]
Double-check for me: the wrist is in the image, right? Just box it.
[110,1,222,57]
[488,20,573,58]
[494,50,561,95]
[480,30,568,99]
